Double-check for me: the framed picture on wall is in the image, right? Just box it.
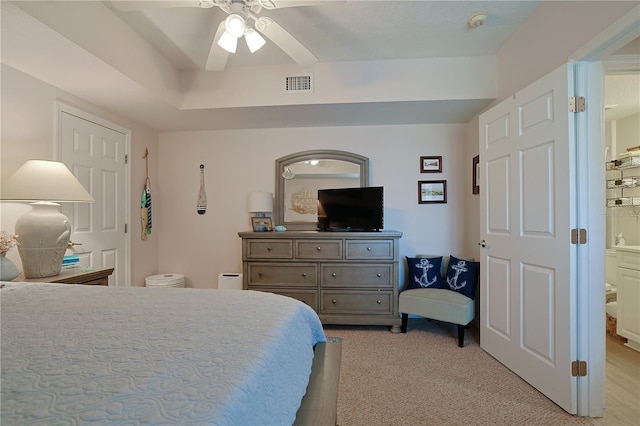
[418,180,447,204]
[420,156,442,173]
[472,155,480,194]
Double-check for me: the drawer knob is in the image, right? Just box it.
[377,300,381,304]
[316,246,322,251]
[332,299,337,304]
[367,247,372,251]
[377,273,381,277]
[267,247,272,251]
[258,273,262,277]
[331,272,337,277]
[302,273,307,277]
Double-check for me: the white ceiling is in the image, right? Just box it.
[2,1,638,131]
[106,0,540,70]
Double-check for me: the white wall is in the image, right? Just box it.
[0,64,159,286]
[158,124,469,288]
[495,1,637,104]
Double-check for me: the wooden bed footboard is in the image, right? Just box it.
[294,337,342,426]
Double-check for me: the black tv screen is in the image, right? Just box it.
[317,186,383,231]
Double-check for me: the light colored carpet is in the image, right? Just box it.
[324,319,591,426]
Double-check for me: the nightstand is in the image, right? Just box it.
[16,267,114,286]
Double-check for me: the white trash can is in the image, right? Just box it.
[146,273,185,288]
[218,273,243,290]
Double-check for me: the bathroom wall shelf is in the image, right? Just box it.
[607,176,639,189]
[606,156,639,208]
[607,156,640,170]
[607,197,640,207]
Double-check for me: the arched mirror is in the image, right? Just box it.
[275,150,370,231]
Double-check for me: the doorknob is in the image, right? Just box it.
[478,239,488,248]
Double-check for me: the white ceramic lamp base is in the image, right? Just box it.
[16,202,71,278]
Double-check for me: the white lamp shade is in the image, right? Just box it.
[245,28,266,53]
[1,159,93,278]
[247,191,273,213]
[1,159,94,202]
[217,31,238,53]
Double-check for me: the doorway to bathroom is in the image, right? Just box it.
[599,52,640,425]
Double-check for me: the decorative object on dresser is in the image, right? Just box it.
[239,230,403,332]
[0,231,19,281]
[0,160,94,278]
[248,191,273,231]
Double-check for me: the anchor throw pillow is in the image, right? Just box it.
[444,255,480,299]
[406,256,444,290]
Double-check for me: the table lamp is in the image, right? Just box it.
[247,191,273,218]
[1,159,94,278]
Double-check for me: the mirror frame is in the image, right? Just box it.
[275,150,370,231]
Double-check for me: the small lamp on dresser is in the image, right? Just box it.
[247,191,273,218]
[0,159,94,278]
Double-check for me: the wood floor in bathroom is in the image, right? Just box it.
[589,333,640,426]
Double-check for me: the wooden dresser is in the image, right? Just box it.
[17,267,114,286]
[239,230,402,331]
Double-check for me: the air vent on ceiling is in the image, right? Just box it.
[285,75,312,93]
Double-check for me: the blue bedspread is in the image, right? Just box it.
[1,283,326,425]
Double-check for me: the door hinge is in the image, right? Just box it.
[570,96,585,113]
[572,360,587,377]
[125,154,128,164]
[124,223,128,234]
[571,228,587,244]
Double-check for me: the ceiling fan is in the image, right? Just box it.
[112,0,331,71]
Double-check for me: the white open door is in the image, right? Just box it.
[479,63,578,413]
[58,105,129,286]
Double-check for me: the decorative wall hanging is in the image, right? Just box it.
[418,180,447,204]
[197,164,207,215]
[472,155,480,194]
[140,148,152,240]
[420,156,442,173]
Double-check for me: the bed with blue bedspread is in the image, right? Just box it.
[1,283,327,425]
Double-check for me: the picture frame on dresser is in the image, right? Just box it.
[251,217,273,232]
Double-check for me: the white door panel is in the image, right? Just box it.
[59,110,128,286]
[480,63,577,413]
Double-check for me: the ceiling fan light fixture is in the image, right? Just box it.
[245,28,266,53]
[217,31,238,53]
[225,13,246,38]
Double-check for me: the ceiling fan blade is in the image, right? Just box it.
[205,21,230,71]
[260,0,344,9]
[111,1,202,12]
[257,18,317,67]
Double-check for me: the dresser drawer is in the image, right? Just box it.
[247,263,316,286]
[320,290,393,315]
[295,239,343,260]
[345,240,394,260]
[261,289,319,311]
[246,239,293,259]
[321,263,392,288]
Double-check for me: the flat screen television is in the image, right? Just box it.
[317,186,383,231]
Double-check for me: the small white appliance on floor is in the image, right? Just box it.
[218,273,243,290]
